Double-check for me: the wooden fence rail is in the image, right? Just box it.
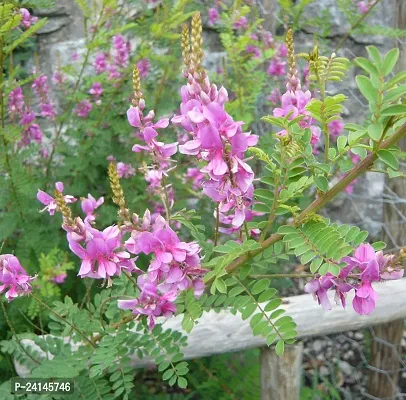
[15,279,406,399]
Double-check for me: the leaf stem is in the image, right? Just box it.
[334,0,383,52]
[30,293,96,348]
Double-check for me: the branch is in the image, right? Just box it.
[212,122,406,281]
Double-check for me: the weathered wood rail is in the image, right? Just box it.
[16,279,406,399]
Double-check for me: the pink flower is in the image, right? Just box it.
[107,64,121,80]
[40,102,56,119]
[0,255,35,301]
[246,45,261,58]
[112,35,130,67]
[261,31,274,48]
[32,75,49,98]
[74,100,92,118]
[137,59,150,78]
[267,88,281,105]
[118,275,176,329]
[277,43,288,57]
[208,8,219,25]
[93,53,108,74]
[356,0,371,14]
[352,281,378,315]
[89,82,103,98]
[128,105,177,161]
[52,71,66,86]
[307,243,403,316]
[268,58,286,76]
[68,225,138,280]
[8,87,25,115]
[52,273,67,284]
[328,119,344,138]
[304,273,353,310]
[173,67,258,230]
[37,182,77,216]
[233,16,248,30]
[19,8,38,29]
[81,194,104,222]
[117,162,135,179]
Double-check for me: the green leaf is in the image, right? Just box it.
[255,189,275,201]
[367,123,383,141]
[278,226,298,235]
[366,46,382,67]
[177,377,188,389]
[377,149,399,170]
[310,258,323,273]
[163,369,174,380]
[264,298,282,312]
[258,288,277,303]
[380,105,406,116]
[337,136,347,153]
[382,48,399,76]
[314,175,329,192]
[275,340,285,356]
[215,278,227,294]
[251,279,270,295]
[356,76,377,103]
[354,57,378,75]
[241,303,257,320]
[158,361,170,372]
[372,241,386,251]
[266,333,278,346]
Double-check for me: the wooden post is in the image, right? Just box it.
[260,343,303,400]
[367,2,406,398]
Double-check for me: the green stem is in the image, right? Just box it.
[334,0,383,52]
[30,293,96,348]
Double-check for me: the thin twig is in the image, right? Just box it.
[30,293,96,348]
[1,301,39,365]
[334,0,383,52]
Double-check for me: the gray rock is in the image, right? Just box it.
[37,16,70,34]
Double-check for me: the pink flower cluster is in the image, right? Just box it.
[32,73,56,119]
[137,59,150,78]
[19,8,38,29]
[128,101,177,164]
[89,82,103,99]
[354,0,376,14]
[172,71,258,230]
[67,223,137,281]
[272,70,321,148]
[268,44,287,77]
[0,255,35,301]
[119,211,205,328]
[74,100,92,118]
[117,162,136,179]
[305,243,404,315]
[93,35,133,81]
[208,7,219,26]
[112,35,130,68]
[8,87,44,148]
